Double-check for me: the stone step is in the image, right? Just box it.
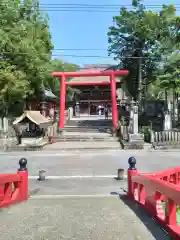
[56,130,116,142]
[56,138,117,142]
[62,131,112,136]
[55,132,117,142]
[64,126,111,133]
[0,197,169,240]
[44,141,121,150]
[65,119,112,127]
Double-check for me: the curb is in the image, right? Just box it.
[28,175,128,179]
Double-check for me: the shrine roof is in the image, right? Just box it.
[69,67,121,83]
[44,89,57,99]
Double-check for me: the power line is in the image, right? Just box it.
[1,52,113,58]
[1,3,179,6]
[33,4,180,8]
[52,48,108,51]
[51,54,162,59]
[26,5,180,12]
[52,54,152,59]
[1,3,180,12]
[28,3,180,5]
[1,51,165,59]
[1,47,177,52]
[1,4,180,14]
[52,48,177,51]
[39,4,180,8]
[36,9,180,13]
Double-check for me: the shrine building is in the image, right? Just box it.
[52,64,129,130]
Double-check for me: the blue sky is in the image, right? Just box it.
[40,0,179,66]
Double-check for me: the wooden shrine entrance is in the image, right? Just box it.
[52,70,128,130]
[72,84,112,115]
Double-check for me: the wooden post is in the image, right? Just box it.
[59,75,66,129]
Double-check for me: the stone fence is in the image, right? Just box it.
[152,130,180,149]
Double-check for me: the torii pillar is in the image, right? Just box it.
[110,73,118,130]
[52,70,128,131]
[59,74,66,129]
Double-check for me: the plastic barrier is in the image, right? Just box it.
[0,158,28,208]
[127,156,180,240]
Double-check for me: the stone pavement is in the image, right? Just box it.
[0,149,180,175]
[0,149,177,239]
[0,114,177,239]
[0,197,169,240]
[28,178,127,195]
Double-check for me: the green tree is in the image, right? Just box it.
[156,13,180,92]
[0,0,53,115]
[107,0,178,102]
[45,59,79,102]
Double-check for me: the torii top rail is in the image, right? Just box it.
[52,70,128,129]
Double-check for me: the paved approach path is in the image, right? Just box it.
[0,149,180,175]
[0,197,169,240]
[0,149,176,239]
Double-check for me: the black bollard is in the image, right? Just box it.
[18,158,28,171]
[128,156,137,170]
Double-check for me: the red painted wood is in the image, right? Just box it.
[54,69,128,130]
[127,169,138,198]
[65,81,111,86]
[59,74,66,129]
[127,167,180,239]
[52,70,128,78]
[110,74,118,129]
[17,170,28,201]
[0,174,20,183]
[0,169,28,208]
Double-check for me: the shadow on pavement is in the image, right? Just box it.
[119,195,170,239]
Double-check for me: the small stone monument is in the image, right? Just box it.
[3,117,8,132]
[75,102,80,117]
[129,102,134,133]
[164,110,172,131]
[128,100,144,148]
[68,107,73,120]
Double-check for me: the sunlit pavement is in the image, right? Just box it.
[0,149,175,239]
[0,197,169,240]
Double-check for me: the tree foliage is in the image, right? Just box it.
[155,15,180,93]
[0,0,78,115]
[45,59,79,102]
[108,0,179,100]
[0,0,53,113]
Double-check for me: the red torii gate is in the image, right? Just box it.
[52,70,128,130]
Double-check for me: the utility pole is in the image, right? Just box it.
[136,45,143,113]
[134,37,143,109]
[137,55,142,105]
